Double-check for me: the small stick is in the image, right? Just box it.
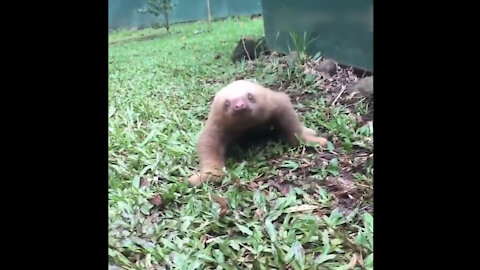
[242,39,251,60]
[331,85,346,106]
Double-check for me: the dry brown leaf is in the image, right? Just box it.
[285,204,319,213]
[357,253,364,266]
[278,185,290,195]
[355,115,364,126]
[254,208,264,219]
[212,195,228,216]
[149,195,163,206]
[140,177,151,189]
[313,208,325,216]
[249,181,259,189]
[267,180,290,195]
[347,253,358,269]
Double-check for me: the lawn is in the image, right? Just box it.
[109,16,373,270]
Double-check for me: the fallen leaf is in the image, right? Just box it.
[249,181,259,189]
[356,114,364,124]
[347,253,358,269]
[285,204,319,213]
[278,185,290,195]
[267,180,290,195]
[212,195,228,216]
[255,208,264,219]
[149,195,163,206]
[357,253,364,266]
[139,177,150,189]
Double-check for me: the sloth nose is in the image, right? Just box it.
[233,101,246,111]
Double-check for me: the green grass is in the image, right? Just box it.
[109,16,373,270]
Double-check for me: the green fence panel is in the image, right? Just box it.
[109,0,156,29]
[109,0,262,29]
[261,0,373,71]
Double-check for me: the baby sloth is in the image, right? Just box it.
[188,80,328,186]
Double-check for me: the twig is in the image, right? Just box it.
[345,97,366,108]
[331,85,346,106]
[242,39,251,61]
[355,183,373,189]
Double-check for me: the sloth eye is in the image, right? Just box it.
[247,93,254,101]
[224,100,230,107]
